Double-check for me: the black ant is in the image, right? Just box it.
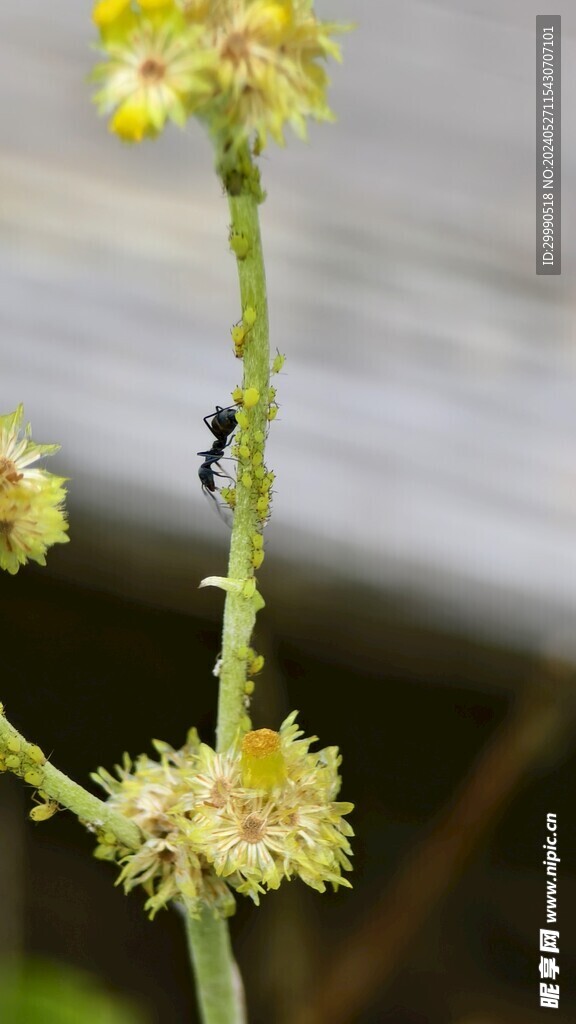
[198,405,238,503]
[203,405,238,447]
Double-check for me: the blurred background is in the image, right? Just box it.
[1,0,576,1021]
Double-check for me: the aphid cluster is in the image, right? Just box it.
[197,396,274,530]
[198,346,283,528]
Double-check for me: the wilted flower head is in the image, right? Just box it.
[0,406,68,574]
[92,712,353,917]
[91,0,351,149]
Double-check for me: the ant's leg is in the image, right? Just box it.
[212,464,235,484]
[202,486,234,529]
[203,406,224,441]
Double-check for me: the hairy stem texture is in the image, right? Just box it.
[216,150,270,753]
[186,910,246,1024]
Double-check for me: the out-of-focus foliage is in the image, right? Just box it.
[0,959,148,1024]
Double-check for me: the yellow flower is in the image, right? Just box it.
[92,736,235,919]
[0,406,68,575]
[183,712,353,901]
[93,714,353,916]
[93,0,131,27]
[197,0,351,149]
[190,795,286,894]
[93,0,174,29]
[177,743,243,813]
[0,479,69,575]
[110,99,152,142]
[0,404,60,490]
[92,0,351,148]
[93,14,210,142]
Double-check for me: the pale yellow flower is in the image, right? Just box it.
[0,479,69,575]
[0,404,60,491]
[183,712,353,900]
[197,0,349,148]
[0,406,68,575]
[92,0,351,148]
[93,736,235,918]
[93,14,210,142]
[93,714,353,916]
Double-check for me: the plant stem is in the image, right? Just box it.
[216,147,270,754]
[0,712,141,849]
[185,910,246,1024]
[186,145,269,1024]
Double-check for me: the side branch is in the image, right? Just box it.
[0,710,141,850]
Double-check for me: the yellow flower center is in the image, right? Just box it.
[208,779,231,808]
[221,30,251,65]
[242,729,280,758]
[241,812,267,843]
[139,57,166,84]
[220,3,291,66]
[241,729,286,791]
[0,458,22,486]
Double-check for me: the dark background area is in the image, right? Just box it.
[1,530,575,1023]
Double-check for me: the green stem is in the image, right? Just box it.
[186,145,269,1024]
[216,147,270,754]
[185,910,246,1024]
[187,145,269,1024]
[0,712,141,849]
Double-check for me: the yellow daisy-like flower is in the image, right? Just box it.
[189,795,287,892]
[0,479,69,575]
[176,743,243,813]
[0,406,69,575]
[92,713,353,917]
[92,735,235,919]
[192,0,350,149]
[92,0,351,148]
[92,14,210,142]
[0,404,61,490]
[182,711,353,902]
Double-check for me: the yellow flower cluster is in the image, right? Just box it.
[92,731,236,919]
[91,0,350,148]
[0,406,69,575]
[92,712,353,917]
